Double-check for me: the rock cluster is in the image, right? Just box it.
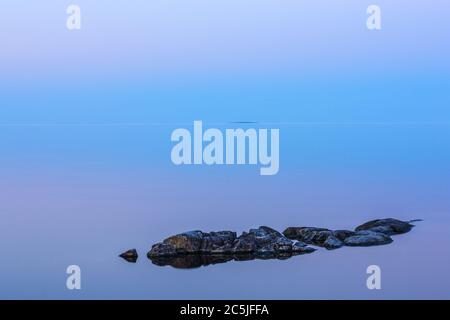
[283,218,414,249]
[147,226,316,258]
[119,218,419,267]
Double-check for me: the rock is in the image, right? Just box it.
[119,249,138,263]
[147,226,315,258]
[148,230,236,257]
[355,218,413,235]
[241,226,297,254]
[292,242,317,253]
[163,230,205,254]
[201,231,237,253]
[143,218,417,267]
[344,230,393,247]
[283,227,346,249]
[323,236,344,250]
[232,237,257,253]
[332,230,356,241]
[283,218,414,249]
[148,243,177,257]
[282,227,333,246]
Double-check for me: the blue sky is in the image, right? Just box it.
[1,1,449,172]
[1,1,449,80]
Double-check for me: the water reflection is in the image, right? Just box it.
[148,251,312,269]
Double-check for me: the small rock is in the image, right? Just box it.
[323,235,344,250]
[119,249,138,263]
[355,218,413,235]
[344,230,393,247]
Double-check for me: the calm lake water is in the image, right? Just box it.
[1,0,450,300]
[1,121,449,299]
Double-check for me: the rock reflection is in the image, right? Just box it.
[148,251,311,269]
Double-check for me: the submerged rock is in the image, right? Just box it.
[355,218,414,235]
[119,249,138,263]
[147,226,315,258]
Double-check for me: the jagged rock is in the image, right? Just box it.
[119,249,138,263]
[282,227,345,249]
[232,237,257,253]
[355,218,414,235]
[240,226,300,254]
[202,231,237,253]
[149,230,237,256]
[344,230,393,246]
[147,226,315,258]
[282,227,333,246]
